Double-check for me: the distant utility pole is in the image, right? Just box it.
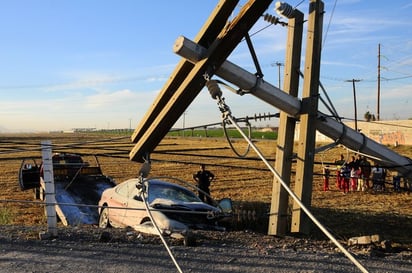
[182,111,187,137]
[271,61,284,88]
[346,79,361,131]
[377,43,381,121]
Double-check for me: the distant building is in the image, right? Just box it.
[72,128,97,133]
[294,120,412,145]
[345,120,412,146]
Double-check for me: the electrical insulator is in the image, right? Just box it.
[275,2,295,19]
[263,13,281,25]
[206,80,223,100]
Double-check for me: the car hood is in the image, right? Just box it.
[150,198,220,212]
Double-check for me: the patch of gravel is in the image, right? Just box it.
[0,225,411,273]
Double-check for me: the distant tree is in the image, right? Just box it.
[364,111,376,122]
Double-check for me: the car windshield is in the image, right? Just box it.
[147,183,201,204]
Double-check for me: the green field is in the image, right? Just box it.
[73,128,278,140]
[167,128,278,139]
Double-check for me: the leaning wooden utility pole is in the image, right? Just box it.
[130,0,239,161]
[268,4,304,236]
[291,0,324,234]
[129,0,272,162]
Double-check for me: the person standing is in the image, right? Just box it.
[393,173,401,192]
[350,166,359,192]
[323,165,330,191]
[340,163,350,194]
[347,155,357,171]
[359,156,371,189]
[193,164,215,204]
[335,154,346,190]
[355,154,362,169]
[371,163,384,191]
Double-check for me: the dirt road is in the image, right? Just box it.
[1,226,411,273]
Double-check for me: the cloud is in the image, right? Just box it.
[84,89,137,109]
[39,72,167,93]
[0,87,161,132]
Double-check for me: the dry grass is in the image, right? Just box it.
[0,133,411,247]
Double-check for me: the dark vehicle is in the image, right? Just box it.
[98,178,232,235]
[19,153,116,225]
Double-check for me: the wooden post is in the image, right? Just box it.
[41,140,57,237]
[268,8,304,236]
[291,0,324,234]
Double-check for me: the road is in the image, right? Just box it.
[0,227,411,273]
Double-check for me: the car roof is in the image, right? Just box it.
[121,178,192,191]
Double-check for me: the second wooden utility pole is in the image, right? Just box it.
[292,0,324,234]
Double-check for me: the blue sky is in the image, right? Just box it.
[0,0,411,132]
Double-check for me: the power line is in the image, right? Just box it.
[322,0,338,49]
[382,75,412,81]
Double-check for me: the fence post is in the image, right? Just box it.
[41,140,57,237]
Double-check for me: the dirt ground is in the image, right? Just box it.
[1,225,412,273]
[0,133,411,272]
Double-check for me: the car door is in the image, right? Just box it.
[108,180,133,227]
[123,180,146,227]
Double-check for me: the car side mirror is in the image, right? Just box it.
[218,198,233,214]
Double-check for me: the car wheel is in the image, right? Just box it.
[141,217,151,224]
[99,207,111,228]
[184,233,196,247]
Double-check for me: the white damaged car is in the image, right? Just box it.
[98,178,232,236]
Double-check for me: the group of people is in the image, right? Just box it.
[193,155,403,204]
[328,154,388,194]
